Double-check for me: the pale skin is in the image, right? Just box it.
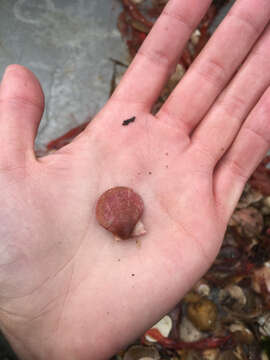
[0,0,270,359]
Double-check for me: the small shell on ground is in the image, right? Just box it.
[132,220,146,237]
[96,186,145,240]
[194,280,210,297]
[145,315,172,342]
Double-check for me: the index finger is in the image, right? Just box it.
[110,0,212,109]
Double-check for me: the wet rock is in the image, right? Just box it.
[186,298,218,332]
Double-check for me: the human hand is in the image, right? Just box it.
[0,0,270,359]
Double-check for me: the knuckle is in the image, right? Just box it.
[138,48,171,68]
[162,9,194,32]
[244,126,270,145]
[196,58,227,88]
[225,157,248,182]
[229,11,262,37]
[216,93,246,118]
[138,7,195,69]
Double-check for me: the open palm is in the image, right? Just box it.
[0,0,270,359]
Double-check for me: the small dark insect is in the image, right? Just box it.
[96,186,146,240]
[122,116,136,126]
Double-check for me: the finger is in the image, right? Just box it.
[0,65,44,167]
[157,0,270,133]
[189,23,270,165]
[110,0,211,109]
[214,86,270,221]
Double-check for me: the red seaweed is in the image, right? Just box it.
[142,328,231,350]
[122,0,153,29]
[46,121,89,151]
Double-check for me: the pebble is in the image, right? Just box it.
[179,317,206,342]
[186,298,217,331]
[123,345,160,360]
